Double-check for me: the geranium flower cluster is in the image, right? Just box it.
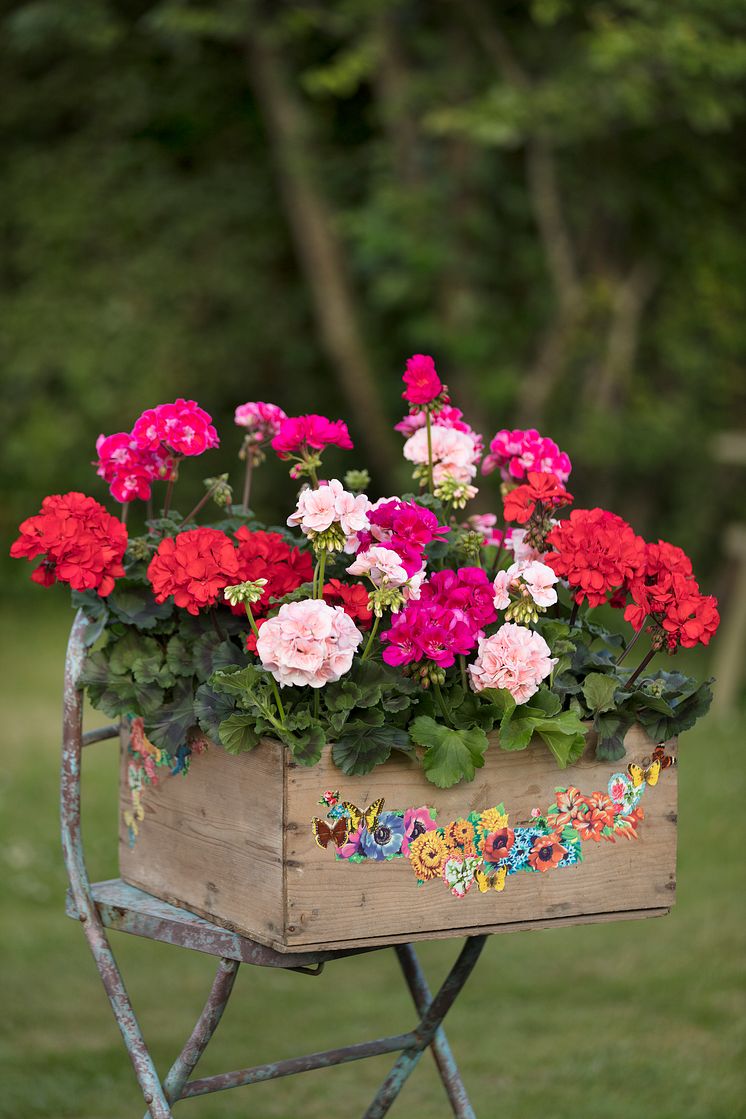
[355,498,449,576]
[234,401,287,443]
[492,560,559,624]
[230,528,313,619]
[95,433,173,504]
[147,527,241,615]
[288,479,370,552]
[133,399,219,458]
[482,427,572,484]
[11,492,127,595]
[255,599,362,688]
[624,540,719,650]
[469,624,556,703]
[545,509,646,608]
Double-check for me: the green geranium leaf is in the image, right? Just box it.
[582,672,619,714]
[333,715,410,776]
[209,664,265,698]
[410,718,488,788]
[595,733,627,762]
[218,713,260,755]
[537,725,587,768]
[525,688,562,717]
[165,635,195,677]
[107,584,173,629]
[193,684,236,741]
[146,678,197,752]
[286,725,326,766]
[498,716,536,752]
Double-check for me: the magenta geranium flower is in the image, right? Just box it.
[132,399,219,458]
[402,353,442,406]
[271,414,353,456]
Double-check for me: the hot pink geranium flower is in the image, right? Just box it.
[271,415,353,456]
[469,623,556,703]
[482,427,571,483]
[255,599,362,688]
[402,353,442,405]
[95,432,173,504]
[381,600,476,667]
[132,399,219,457]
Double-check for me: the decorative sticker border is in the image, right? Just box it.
[123,717,197,846]
[310,747,675,899]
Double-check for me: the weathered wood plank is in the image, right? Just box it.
[118,724,677,953]
[119,731,286,948]
[283,726,677,950]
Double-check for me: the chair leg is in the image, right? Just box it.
[154,957,240,1113]
[76,909,173,1119]
[395,944,476,1119]
[362,936,487,1119]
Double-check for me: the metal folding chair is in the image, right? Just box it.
[62,612,487,1117]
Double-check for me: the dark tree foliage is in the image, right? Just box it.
[2,0,745,576]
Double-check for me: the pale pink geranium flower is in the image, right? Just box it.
[469,623,556,704]
[521,561,559,608]
[287,479,370,544]
[403,425,479,485]
[492,568,515,610]
[256,599,362,688]
[346,545,410,588]
[506,527,546,567]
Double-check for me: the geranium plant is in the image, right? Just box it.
[12,366,719,788]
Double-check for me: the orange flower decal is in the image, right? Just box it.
[527,833,567,872]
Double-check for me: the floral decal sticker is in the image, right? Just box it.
[123,717,198,847]
[311,748,673,898]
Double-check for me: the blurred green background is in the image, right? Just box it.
[1,1,745,1116]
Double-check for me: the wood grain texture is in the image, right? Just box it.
[119,730,286,949]
[283,725,677,950]
[119,724,677,953]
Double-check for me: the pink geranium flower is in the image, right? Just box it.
[255,599,362,688]
[403,425,480,485]
[95,432,173,504]
[347,545,411,588]
[234,401,287,443]
[469,623,556,703]
[482,427,571,483]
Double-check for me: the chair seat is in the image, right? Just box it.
[66,879,373,969]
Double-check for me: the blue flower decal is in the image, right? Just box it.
[359,812,405,860]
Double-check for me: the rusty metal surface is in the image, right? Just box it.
[65,878,376,969]
[396,943,476,1119]
[147,957,240,1117]
[362,936,487,1119]
[180,1033,417,1098]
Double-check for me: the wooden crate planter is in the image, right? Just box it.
[119,723,677,953]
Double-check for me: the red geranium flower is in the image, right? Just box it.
[147,527,241,615]
[659,577,720,649]
[503,472,573,525]
[11,492,127,595]
[322,578,373,630]
[527,833,567,872]
[230,527,313,618]
[545,508,646,607]
[622,540,718,649]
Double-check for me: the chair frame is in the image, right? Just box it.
[62,611,487,1117]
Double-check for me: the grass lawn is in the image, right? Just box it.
[1,596,744,1119]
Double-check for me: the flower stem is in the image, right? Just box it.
[182,478,222,526]
[622,646,657,691]
[360,615,380,661]
[569,600,580,628]
[314,548,327,599]
[432,680,454,727]
[425,411,435,493]
[242,451,254,513]
[459,654,468,692]
[245,602,286,724]
[162,457,181,517]
[120,502,130,525]
[615,618,647,667]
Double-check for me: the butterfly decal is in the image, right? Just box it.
[628,757,661,788]
[124,787,145,836]
[475,866,507,893]
[311,817,349,850]
[652,744,677,770]
[343,798,384,834]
